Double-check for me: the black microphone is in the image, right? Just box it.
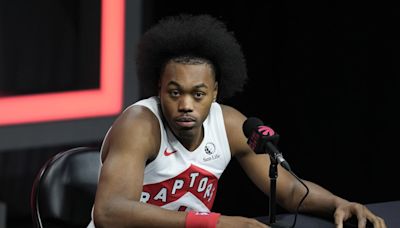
[244,118,309,228]
[243,117,291,171]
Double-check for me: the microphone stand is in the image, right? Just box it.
[266,145,291,228]
[269,155,278,225]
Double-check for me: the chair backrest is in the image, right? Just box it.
[31,147,101,228]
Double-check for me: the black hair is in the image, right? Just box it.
[136,14,247,101]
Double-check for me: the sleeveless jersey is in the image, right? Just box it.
[136,97,231,212]
[87,96,231,227]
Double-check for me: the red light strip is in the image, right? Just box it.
[0,0,125,126]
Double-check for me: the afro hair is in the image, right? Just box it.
[136,14,248,101]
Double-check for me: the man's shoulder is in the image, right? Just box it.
[219,104,246,131]
[220,104,244,120]
[110,104,160,137]
[219,104,248,156]
[103,102,161,158]
[122,104,157,121]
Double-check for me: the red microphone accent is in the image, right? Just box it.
[258,125,275,136]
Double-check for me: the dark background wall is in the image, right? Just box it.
[145,0,399,216]
[0,1,399,227]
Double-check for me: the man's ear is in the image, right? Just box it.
[213,82,218,101]
[157,80,161,97]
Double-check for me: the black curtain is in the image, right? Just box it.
[147,0,400,217]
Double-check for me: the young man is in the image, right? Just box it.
[88,14,386,228]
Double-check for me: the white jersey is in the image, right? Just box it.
[136,96,231,212]
[87,97,231,227]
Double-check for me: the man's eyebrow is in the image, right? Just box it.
[193,83,208,89]
[167,81,208,89]
[167,81,180,87]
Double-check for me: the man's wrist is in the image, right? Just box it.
[185,211,221,228]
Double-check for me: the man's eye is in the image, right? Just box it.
[194,92,205,99]
[170,90,180,97]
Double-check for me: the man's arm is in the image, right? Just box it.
[221,105,386,228]
[93,106,187,227]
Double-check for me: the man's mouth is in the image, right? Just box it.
[175,116,196,128]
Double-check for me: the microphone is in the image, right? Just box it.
[243,117,291,171]
[244,118,309,228]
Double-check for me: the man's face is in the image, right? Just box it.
[159,61,217,141]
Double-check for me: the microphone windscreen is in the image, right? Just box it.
[243,117,264,138]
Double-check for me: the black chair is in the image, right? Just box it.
[31,147,101,228]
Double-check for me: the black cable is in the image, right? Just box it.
[286,169,310,228]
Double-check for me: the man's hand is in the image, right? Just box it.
[334,202,386,228]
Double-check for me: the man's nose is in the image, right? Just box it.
[178,95,193,112]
